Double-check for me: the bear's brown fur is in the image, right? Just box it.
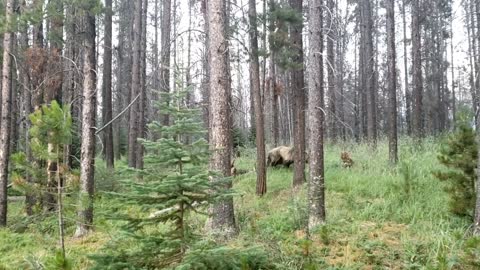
[267,146,294,167]
[341,152,354,168]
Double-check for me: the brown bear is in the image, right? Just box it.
[267,146,294,167]
[341,151,354,168]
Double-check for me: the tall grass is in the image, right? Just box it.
[233,138,476,269]
[1,139,479,269]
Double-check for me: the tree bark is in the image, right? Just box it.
[102,0,114,169]
[136,0,148,170]
[401,0,411,135]
[19,0,34,215]
[412,0,424,139]
[115,0,134,160]
[207,0,236,239]
[62,3,78,169]
[307,0,325,230]
[290,0,306,187]
[386,0,397,164]
[475,127,480,235]
[360,0,376,144]
[0,0,14,227]
[160,0,172,127]
[326,0,336,142]
[74,4,96,237]
[127,0,143,167]
[269,0,279,146]
[449,19,456,125]
[249,0,267,196]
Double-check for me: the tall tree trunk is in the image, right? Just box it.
[474,0,480,236]
[269,0,279,146]
[33,0,44,48]
[0,0,14,227]
[127,0,143,167]
[186,0,193,107]
[358,12,368,140]
[136,0,148,169]
[336,5,346,141]
[386,0,397,163]
[10,60,18,155]
[160,0,172,127]
[207,0,236,239]
[354,34,360,142]
[412,0,424,139]
[360,0,376,144]
[249,0,267,196]
[466,0,478,121]
[74,4,96,237]
[114,0,134,160]
[449,19,456,123]
[307,0,325,230]
[19,0,34,215]
[475,0,480,113]
[62,3,78,169]
[290,0,306,187]
[326,0,336,142]
[475,127,480,235]
[102,0,114,169]
[201,0,210,139]
[401,0,411,135]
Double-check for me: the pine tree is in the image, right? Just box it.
[12,100,72,260]
[435,119,477,218]
[91,89,229,269]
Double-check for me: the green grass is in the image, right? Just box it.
[1,138,480,269]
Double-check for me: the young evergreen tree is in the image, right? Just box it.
[12,101,72,261]
[91,89,228,269]
[435,120,477,218]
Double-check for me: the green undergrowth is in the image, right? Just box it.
[1,138,480,269]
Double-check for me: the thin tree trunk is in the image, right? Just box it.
[401,0,411,135]
[207,0,236,239]
[33,0,44,48]
[62,4,77,168]
[19,0,34,215]
[326,0,336,142]
[10,59,18,155]
[466,0,477,120]
[127,0,143,167]
[290,0,306,187]
[354,34,360,142]
[386,0,397,164]
[0,0,14,227]
[136,0,148,170]
[475,128,480,234]
[412,0,424,139]
[269,0,279,146]
[307,0,325,230]
[103,0,114,169]
[201,0,210,139]
[361,0,376,145]
[186,0,193,107]
[160,0,172,127]
[74,4,96,237]
[56,148,65,260]
[336,4,346,141]
[249,0,267,196]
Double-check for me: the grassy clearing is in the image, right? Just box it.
[1,138,480,269]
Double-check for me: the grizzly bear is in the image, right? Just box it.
[267,146,294,167]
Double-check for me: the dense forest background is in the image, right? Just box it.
[1,0,480,269]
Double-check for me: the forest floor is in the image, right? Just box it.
[1,138,480,269]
